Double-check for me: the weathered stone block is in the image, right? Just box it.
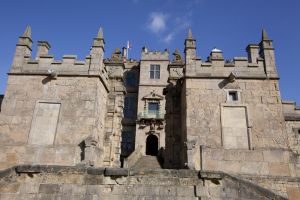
[0,182,20,193]
[244,151,263,162]
[19,182,40,194]
[263,150,285,163]
[105,168,128,176]
[0,193,18,200]
[287,187,300,200]
[195,185,209,197]
[269,163,290,176]
[39,184,60,194]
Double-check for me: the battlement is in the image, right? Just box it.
[282,100,300,121]
[20,54,92,74]
[185,29,278,79]
[10,26,110,89]
[141,47,169,61]
[192,47,266,78]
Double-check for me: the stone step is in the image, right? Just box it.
[132,156,162,169]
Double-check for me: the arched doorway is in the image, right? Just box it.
[146,134,158,156]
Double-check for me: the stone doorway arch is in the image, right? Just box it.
[146,134,158,156]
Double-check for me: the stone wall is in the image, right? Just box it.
[243,175,300,199]
[0,75,108,169]
[135,51,170,155]
[164,79,182,169]
[182,78,288,170]
[0,165,288,200]
[135,87,166,154]
[282,101,300,154]
[185,78,286,149]
[201,147,298,177]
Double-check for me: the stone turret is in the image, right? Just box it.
[89,27,105,74]
[246,44,260,63]
[36,41,51,59]
[11,26,33,72]
[184,28,197,76]
[259,29,278,78]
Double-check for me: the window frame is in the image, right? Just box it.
[148,102,159,114]
[225,89,241,103]
[150,65,160,79]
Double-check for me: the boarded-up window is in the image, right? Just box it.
[222,106,249,149]
[28,102,60,145]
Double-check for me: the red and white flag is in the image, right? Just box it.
[127,41,132,49]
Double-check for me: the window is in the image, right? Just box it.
[228,91,238,101]
[124,96,136,118]
[150,65,160,79]
[148,102,159,114]
[125,71,137,87]
[298,129,300,135]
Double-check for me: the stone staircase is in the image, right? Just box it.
[132,156,162,169]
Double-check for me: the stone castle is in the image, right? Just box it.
[0,26,299,199]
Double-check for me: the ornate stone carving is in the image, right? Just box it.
[172,48,183,63]
[110,48,122,61]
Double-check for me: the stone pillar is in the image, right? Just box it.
[82,136,99,166]
[11,26,33,72]
[89,27,105,75]
[259,29,278,78]
[246,44,259,63]
[186,140,196,169]
[184,28,197,76]
[36,41,51,59]
[122,47,127,59]
[103,57,126,167]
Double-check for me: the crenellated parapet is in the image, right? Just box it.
[184,29,278,79]
[141,47,169,61]
[282,101,300,121]
[10,26,110,90]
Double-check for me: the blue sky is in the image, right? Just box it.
[0,0,299,104]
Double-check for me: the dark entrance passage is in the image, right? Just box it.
[146,134,158,156]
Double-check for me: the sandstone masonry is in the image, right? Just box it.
[0,26,299,199]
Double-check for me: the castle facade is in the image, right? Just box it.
[0,26,299,199]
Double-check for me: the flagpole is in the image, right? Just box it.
[127,41,129,60]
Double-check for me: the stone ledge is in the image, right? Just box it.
[0,165,289,200]
[105,168,128,176]
[129,169,199,177]
[284,114,300,121]
[0,167,16,179]
[200,171,288,200]
[226,173,288,200]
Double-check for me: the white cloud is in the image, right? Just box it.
[147,12,167,34]
[163,33,174,43]
[162,15,191,43]
[145,9,194,44]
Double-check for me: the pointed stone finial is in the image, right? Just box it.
[188,28,193,39]
[97,27,103,39]
[262,29,269,40]
[23,25,31,38]
[173,48,182,62]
